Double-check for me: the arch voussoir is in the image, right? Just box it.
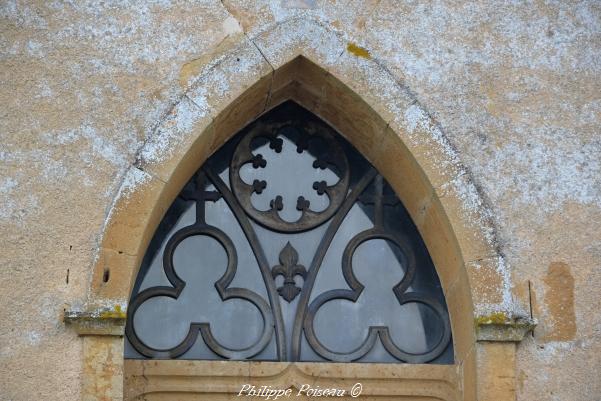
[65,16,537,401]
[82,11,528,392]
[91,14,518,346]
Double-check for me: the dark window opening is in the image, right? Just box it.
[125,101,453,364]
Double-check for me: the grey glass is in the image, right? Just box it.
[125,102,453,364]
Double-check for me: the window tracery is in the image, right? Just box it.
[125,102,453,364]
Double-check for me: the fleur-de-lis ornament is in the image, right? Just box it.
[271,242,307,302]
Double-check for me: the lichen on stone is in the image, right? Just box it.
[346,42,370,59]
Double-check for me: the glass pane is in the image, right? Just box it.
[125,101,453,364]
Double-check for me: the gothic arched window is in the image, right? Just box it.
[125,101,453,364]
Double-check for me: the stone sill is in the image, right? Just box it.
[124,359,460,400]
[65,307,537,343]
[64,308,126,336]
[475,316,536,342]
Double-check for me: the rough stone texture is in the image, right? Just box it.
[1,1,600,401]
[82,336,123,401]
[0,1,237,399]
[477,342,517,401]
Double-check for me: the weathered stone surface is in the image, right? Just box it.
[1,1,600,401]
[125,360,460,400]
[0,1,237,399]
[477,342,517,401]
[83,336,123,401]
[476,316,536,342]
[64,307,126,336]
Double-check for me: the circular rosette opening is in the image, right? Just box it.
[230,120,350,233]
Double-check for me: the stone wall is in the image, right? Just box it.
[1,1,599,400]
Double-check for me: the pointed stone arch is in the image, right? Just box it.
[69,17,531,401]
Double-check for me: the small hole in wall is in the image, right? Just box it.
[236,57,240,61]
[103,268,110,283]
